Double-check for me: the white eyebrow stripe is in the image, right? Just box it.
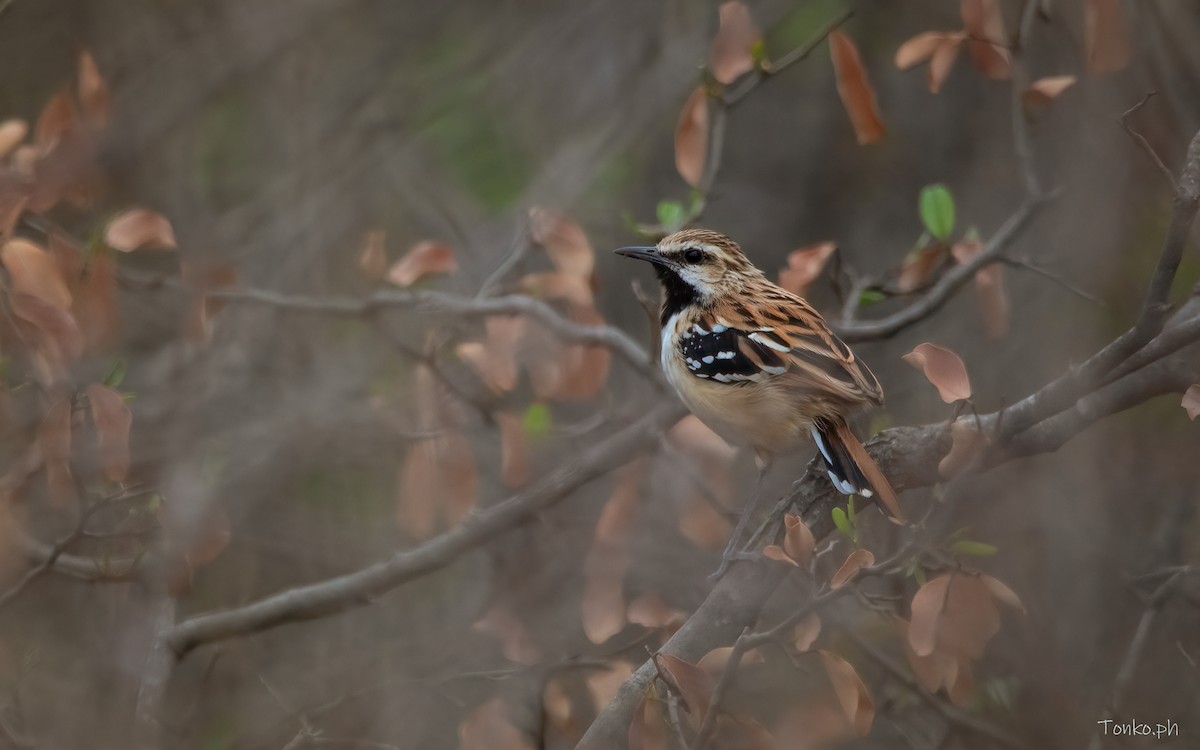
[748,332,790,352]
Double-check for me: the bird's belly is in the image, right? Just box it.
[662,349,809,454]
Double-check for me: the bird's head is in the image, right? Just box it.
[614,228,762,306]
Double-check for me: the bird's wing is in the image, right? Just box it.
[680,293,882,405]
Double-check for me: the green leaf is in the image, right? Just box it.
[914,566,927,586]
[857,289,886,307]
[919,184,956,241]
[951,540,998,556]
[832,506,853,538]
[522,402,553,440]
[846,494,857,523]
[656,200,685,231]
[103,357,127,388]
[750,39,767,66]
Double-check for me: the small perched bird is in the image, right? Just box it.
[616,229,903,570]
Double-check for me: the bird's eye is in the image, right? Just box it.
[683,247,704,264]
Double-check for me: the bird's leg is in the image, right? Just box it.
[709,457,769,581]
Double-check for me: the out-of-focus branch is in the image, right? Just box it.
[1086,570,1190,750]
[119,270,660,383]
[998,127,1200,440]
[636,10,855,235]
[134,595,177,750]
[836,196,1047,343]
[164,401,686,657]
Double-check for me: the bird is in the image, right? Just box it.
[615,228,903,573]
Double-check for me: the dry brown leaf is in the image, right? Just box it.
[496,412,531,488]
[386,240,456,286]
[939,574,1000,660]
[397,430,478,538]
[38,398,74,506]
[938,420,986,479]
[928,36,963,94]
[896,32,950,70]
[77,50,111,128]
[586,661,636,713]
[105,208,177,252]
[181,262,237,343]
[829,31,886,145]
[0,119,27,159]
[674,87,709,187]
[1182,385,1200,420]
[831,548,875,589]
[778,242,836,295]
[794,613,822,653]
[35,91,76,153]
[698,646,764,675]
[668,415,737,463]
[543,679,574,739]
[458,315,525,394]
[961,0,1010,79]
[900,618,957,693]
[583,461,646,643]
[68,245,120,353]
[1022,75,1078,108]
[86,384,132,482]
[658,654,713,719]
[2,238,72,308]
[11,292,84,381]
[1085,0,1131,74]
[517,271,594,307]
[627,593,686,631]
[783,514,815,566]
[902,343,972,403]
[186,508,231,568]
[908,574,952,657]
[819,651,874,736]
[898,246,943,293]
[0,180,29,236]
[473,604,542,665]
[628,692,670,750]
[709,1,761,85]
[529,208,595,280]
[357,230,387,281]
[952,235,1009,339]
[545,305,611,401]
[763,544,800,567]
[980,573,1026,614]
[460,698,535,750]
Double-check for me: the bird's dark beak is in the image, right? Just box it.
[614,246,669,267]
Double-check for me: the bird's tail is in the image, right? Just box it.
[811,417,905,522]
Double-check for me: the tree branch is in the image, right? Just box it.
[164,401,686,657]
[578,318,1200,749]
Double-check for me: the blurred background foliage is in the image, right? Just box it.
[0,1,1197,749]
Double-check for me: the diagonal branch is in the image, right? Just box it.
[164,401,686,657]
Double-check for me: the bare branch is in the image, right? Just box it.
[837,196,1047,343]
[1119,92,1178,193]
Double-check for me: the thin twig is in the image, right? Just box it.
[1119,92,1178,193]
[1000,256,1105,306]
[721,9,856,107]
